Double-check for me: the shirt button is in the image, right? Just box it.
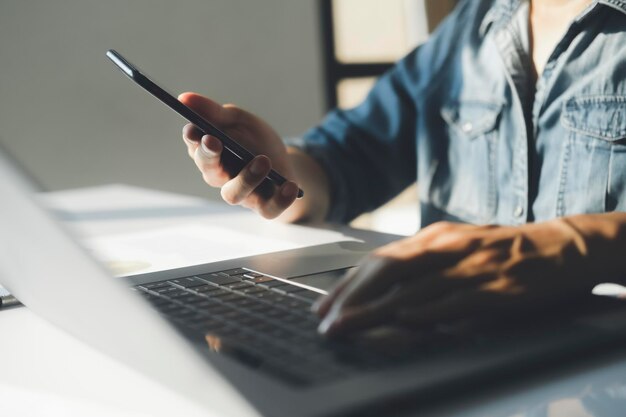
[514,205,525,218]
[462,122,473,133]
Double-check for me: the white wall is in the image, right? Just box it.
[0,0,325,199]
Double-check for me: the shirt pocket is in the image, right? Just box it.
[428,100,502,224]
[559,95,626,215]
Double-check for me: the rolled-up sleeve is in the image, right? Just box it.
[287,66,417,223]
[286,0,471,223]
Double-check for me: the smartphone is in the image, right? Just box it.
[106,49,303,199]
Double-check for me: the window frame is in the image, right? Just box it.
[319,0,394,110]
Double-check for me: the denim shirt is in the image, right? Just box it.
[293,0,626,227]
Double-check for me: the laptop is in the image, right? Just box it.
[2,146,626,417]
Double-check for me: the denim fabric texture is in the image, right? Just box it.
[289,0,626,227]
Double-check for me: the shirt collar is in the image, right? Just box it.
[598,0,626,15]
[479,0,524,37]
[479,0,626,38]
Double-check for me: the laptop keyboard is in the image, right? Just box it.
[132,268,395,385]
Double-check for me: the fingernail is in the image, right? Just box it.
[317,317,334,335]
[281,182,297,198]
[249,158,265,176]
[201,136,212,154]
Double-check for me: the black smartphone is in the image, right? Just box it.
[106,49,303,199]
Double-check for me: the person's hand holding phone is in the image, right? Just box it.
[179,92,300,219]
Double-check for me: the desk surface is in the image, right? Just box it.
[2,185,626,417]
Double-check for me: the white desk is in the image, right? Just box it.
[2,185,626,416]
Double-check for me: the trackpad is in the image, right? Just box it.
[288,267,355,292]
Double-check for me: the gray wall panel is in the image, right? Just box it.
[0,0,324,199]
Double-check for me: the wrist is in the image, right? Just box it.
[278,148,330,224]
[560,213,626,284]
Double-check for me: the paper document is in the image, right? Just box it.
[84,223,356,277]
[38,185,361,278]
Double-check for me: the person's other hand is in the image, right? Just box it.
[179,92,300,219]
[313,219,595,337]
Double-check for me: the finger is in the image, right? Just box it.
[194,135,230,187]
[178,93,241,127]
[255,181,299,219]
[333,249,463,313]
[312,267,360,317]
[231,174,297,214]
[182,124,202,158]
[220,155,272,205]
[327,256,399,311]
[316,260,397,336]
[318,301,393,338]
[317,272,453,337]
[182,123,204,142]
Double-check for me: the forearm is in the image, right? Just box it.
[562,212,626,285]
[277,147,330,224]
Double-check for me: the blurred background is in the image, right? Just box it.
[0,0,455,234]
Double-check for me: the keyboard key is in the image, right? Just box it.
[198,273,242,286]
[199,289,231,299]
[236,315,264,327]
[271,284,308,296]
[229,298,256,308]
[148,297,173,306]
[292,291,320,303]
[165,290,191,299]
[158,304,181,315]
[194,285,220,293]
[279,314,305,325]
[243,318,274,332]
[218,293,247,303]
[257,279,290,289]
[264,291,288,305]
[136,290,158,299]
[283,298,312,311]
[168,276,208,288]
[195,320,232,334]
[201,304,233,315]
[222,282,253,291]
[177,294,201,302]
[246,301,273,312]
[181,295,209,305]
[251,276,274,284]
[150,285,178,294]
[168,308,198,320]
[249,291,279,303]
[237,286,267,296]
[188,300,215,310]
[220,268,250,276]
[265,307,289,318]
[140,281,171,290]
